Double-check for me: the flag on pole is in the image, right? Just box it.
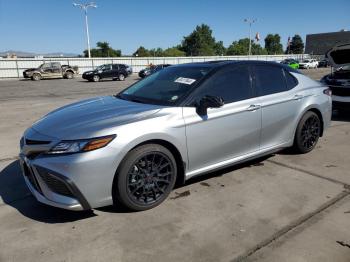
[287,36,291,54]
[255,32,260,42]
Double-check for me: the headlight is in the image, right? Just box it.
[47,135,116,154]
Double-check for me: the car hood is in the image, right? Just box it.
[30,96,162,140]
[326,43,350,68]
[83,70,96,74]
[24,68,37,72]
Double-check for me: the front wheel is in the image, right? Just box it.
[32,73,41,81]
[293,111,321,153]
[92,75,100,82]
[113,144,177,211]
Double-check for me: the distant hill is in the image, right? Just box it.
[0,50,80,58]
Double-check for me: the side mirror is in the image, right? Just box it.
[196,95,224,116]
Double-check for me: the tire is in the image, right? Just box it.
[113,144,177,211]
[118,73,125,81]
[293,111,321,154]
[65,71,74,79]
[31,73,41,81]
[93,75,100,82]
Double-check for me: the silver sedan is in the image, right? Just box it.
[19,61,332,211]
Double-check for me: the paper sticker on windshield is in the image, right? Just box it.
[174,77,196,85]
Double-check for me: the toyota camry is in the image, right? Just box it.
[19,61,332,211]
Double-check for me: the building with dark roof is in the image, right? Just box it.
[305,31,350,55]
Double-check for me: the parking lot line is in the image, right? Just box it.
[267,159,349,187]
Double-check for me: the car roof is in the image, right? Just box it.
[174,60,298,72]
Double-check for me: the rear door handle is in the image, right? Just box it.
[246,104,261,111]
[293,94,304,100]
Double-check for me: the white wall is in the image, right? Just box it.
[0,54,308,78]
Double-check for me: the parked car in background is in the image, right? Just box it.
[20,60,331,212]
[318,59,329,68]
[23,62,78,81]
[82,64,129,82]
[280,59,299,69]
[121,64,133,75]
[321,43,350,111]
[299,59,318,69]
[138,64,171,78]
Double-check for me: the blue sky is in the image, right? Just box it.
[0,0,349,55]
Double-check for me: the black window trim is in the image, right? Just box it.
[282,68,299,90]
[252,63,292,97]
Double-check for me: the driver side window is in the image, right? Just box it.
[194,65,253,104]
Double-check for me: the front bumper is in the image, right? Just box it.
[82,74,93,80]
[23,72,32,78]
[20,155,90,211]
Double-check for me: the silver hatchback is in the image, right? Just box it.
[19,61,332,211]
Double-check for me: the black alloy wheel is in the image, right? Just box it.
[113,144,177,211]
[294,111,321,153]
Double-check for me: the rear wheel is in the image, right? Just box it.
[32,73,41,81]
[293,111,321,153]
[113,144,177,211]
[93,75,100,82]
[65,71,74,79]
[118,74,125,81]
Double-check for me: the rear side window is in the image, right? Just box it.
[194,66,253,104]
[284,70,298,89]
[112,64,119,70]
[254,65,287,96]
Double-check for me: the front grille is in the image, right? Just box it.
[23,163,42,194]
[37,171,74,197]
[331,86,350,97]
[25,139,51,145]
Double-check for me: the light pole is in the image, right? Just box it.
[244,18,257,57]
[73,2,97,58]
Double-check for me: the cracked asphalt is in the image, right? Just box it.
[1,68,350,262]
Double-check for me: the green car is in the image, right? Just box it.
[280,59,299,69]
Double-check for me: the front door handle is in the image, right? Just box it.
[293,94,304,100]
[246,104,261,111]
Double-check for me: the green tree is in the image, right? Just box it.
[133,46,151,57]
[264,34,283,55]
[214,41,226,56]
[289,34,304,54]
[162,47,185,57]
[226,38,267,55]
[83,42,121,57]
[149,48,164,57]
[181,24,219,56]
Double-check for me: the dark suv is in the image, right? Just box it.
[82,64,129,82]
[138,64,171,78]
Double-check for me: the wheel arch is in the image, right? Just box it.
[113,138,186,193]
[294,106,325,138]
[308,108,324,137]
[131,139,186,186]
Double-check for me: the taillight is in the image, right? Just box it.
[323,88,332,96]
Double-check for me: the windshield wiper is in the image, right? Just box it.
[128,97,146,104]
[114,94,145,104]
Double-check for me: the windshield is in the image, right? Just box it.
[118,66,212,105]
[302,60,310,63]
[95,65,109,71]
